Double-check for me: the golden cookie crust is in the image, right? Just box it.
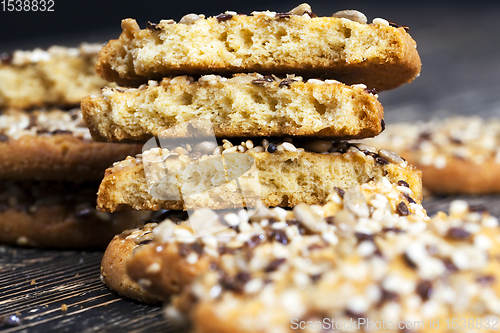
[95,7,421,91]
[395,154,500,194]
[0,43,109,109]
[123,180,426,305]
[81,74,384,142]
[101,223,162,304]
[0,181,149,248]
[0,108,142,181]
[364,117,500,194]
[96,140,422,212]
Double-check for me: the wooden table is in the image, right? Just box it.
[1,1,499,332]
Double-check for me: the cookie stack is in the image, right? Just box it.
[0,44,147,248]
[81,5,500,331]
[82,3,423,214]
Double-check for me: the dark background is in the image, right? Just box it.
[0,0,493,50]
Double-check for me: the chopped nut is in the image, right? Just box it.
[289,3,312,16]
[282,142,297,152]
[372,18,389,26]
[332,10,367,24]
[378,149,404,164]
[293,203,325,232]
[179,13,204,24]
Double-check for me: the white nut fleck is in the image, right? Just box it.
[185,252,199,265]
[293,203,326,232]
[282,142,297,152]
[378,149,404,164]
[332,10,367,24]
[244,278,264,294]
[289,3,312,16]
[344,187,370,218]
[146,262,161,274]
[372,18,389,26]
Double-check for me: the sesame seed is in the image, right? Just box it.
[224,213,240,226]
[282,142,297,152]
[397,202,410,216]
[244,278,264,294]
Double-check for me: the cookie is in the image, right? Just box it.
[81,74,384,142]
[122,180,427,305]
[96,139,422,212]
[0,181,150,248]
[183,199,500,333]
[0,43,109,109]
[101,222,162,304]
[95,4,421,91]
[0,108,142,181]
[364,117,500,194]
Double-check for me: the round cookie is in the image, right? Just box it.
[97,139,422,212]
[122,179,426,304]
[182,201,500,333]
[81,74,384,142]
[0,108,142,181]
[96,4,421,91]
[364,117,500,194]
[101,223,161,304]
[0,181,150,248]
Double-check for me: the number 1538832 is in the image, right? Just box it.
[2,0,54,11]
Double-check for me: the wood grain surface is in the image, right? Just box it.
[1,1,500,332]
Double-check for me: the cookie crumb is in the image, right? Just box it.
[61,304,68,312]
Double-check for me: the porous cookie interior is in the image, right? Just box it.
[81,74,383,141]
[0,43,108,109]
[96,4,420,90]
[97,138,422,211]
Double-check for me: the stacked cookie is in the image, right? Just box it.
[0,44,147,248]
[104,181,500,332]
[78,1,495,324]
[78,5,500,331]
[82,3,423,214]
[365,117,500,194]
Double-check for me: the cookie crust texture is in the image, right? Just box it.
[0,108,142,181]
[0,181,149,248]
[96,140,422,212]
[96,8,421,91]
[0,43,108,109]
[103,180,425,303]
[101,223,162,304]
[81,74,384,142]
[364,117,500,194]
